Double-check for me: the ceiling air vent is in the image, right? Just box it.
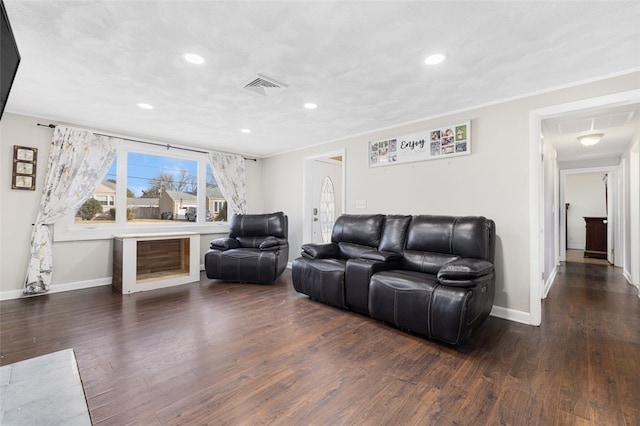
[243,73,288,96]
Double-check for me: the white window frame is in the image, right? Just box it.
[54,140,229,242]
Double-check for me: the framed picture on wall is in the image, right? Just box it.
[368,121,471,167]
[12,145,37,190]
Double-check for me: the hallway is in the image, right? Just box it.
[541,261,640,424]
[565,249,610,266]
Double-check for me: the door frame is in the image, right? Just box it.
[302,149,346,244]
[559,166,619,263]
[529,88,640,326]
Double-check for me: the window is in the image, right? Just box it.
[57,141,230,241]
[206,163,227,222]
[75,158,117,223]
[126,152,198,223]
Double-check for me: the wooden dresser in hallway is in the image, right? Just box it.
[584,216,607,259]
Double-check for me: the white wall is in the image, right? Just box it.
[1,72,638,312]
[1,114,51,297]
[624,138,640,288]
[543,142,558,293]
[261,72,640,318]
[565,172,607,250]
[0,113,264,299]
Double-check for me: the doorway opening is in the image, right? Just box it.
[530,89,640,325]
[560,167,617,266]
[302,149,345,245]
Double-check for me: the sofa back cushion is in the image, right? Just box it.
[379,215,412,253]
[330,214,385,260]
[405,215,495,262]
[402,251,461,275]
[229,211,288,239]
[331,214,385,248]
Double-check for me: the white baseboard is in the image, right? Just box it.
[1,275,548,323]
[542,266,558,299]
[0,288,23,301]
[623,269,640,298]
[490,305,532,325]
[567,244,585,250]
[0,277,111,301]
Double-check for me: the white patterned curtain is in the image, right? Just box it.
[207,152,248,215]
[24,126,121,295]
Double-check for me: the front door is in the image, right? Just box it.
[308,156,343,243]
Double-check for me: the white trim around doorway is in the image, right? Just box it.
[529,88,640,326]
[302,149,347,245]
[559,166,619,264]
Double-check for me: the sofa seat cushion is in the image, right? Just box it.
[291,258,347,308]
[369,270,473,345]
[371,270,438,290]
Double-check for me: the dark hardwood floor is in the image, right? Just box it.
[1,264,638,425]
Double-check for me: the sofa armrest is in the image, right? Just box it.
[437,258,494,288]
[300,242,339,259]
[259,237,288,251]
[210,237,240,251]
[360,250,402,262]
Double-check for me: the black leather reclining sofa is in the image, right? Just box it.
[292,214,495,345]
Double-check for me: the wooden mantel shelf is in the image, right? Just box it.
[113,231,199,239]
[112,232,200,294]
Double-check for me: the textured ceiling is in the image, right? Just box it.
[543,103,640,162]
[4,1,640,158]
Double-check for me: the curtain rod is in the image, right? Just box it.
[37,123,257,161]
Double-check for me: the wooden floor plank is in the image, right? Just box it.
[1,262,639,425]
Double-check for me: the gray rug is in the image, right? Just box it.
[0,349,91,425]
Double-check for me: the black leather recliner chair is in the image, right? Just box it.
[205,212,289,284]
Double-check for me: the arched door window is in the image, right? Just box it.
[319,176,336,242]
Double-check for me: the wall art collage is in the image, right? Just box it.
[368,121,471,167]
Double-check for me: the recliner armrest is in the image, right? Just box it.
[437,258,494,287]
[259,237,288,251]
[300,242,339,259]
[360,250,402,262]
[210,237,240,251]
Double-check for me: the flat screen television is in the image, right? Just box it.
[1,0,21,120]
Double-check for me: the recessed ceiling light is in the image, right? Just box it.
[304,103,318,110]
[183,53,205,65]
[424,53,446,65]
[137,103,154,110]
[240,129,251,134]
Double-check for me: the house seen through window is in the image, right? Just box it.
[75,151,227,225]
